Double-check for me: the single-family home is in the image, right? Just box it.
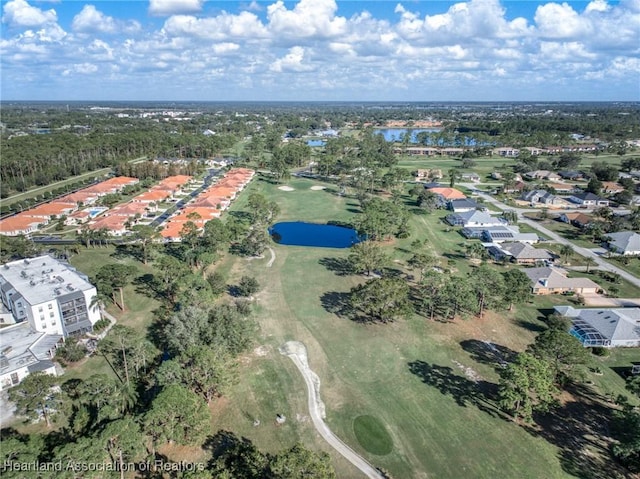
[601,182,625,194]
[502,181,527,194]
[546,183,575,194]
[520,189,568,207]
[569,192,610,207]
[524,170,561,181]
[488,242,553,265]
[558,212,593,229]
[605,231,640,256]
[445,210,506,228]
[481,226,539,244]
[558,171,584,180]
[460,172,480,183]
[524,267,601,295]
[23,202,76,220]
[448,198,480,213]
[555,306,640,348]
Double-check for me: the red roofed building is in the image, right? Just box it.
[0,214,46,236]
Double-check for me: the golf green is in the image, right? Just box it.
[353,415,393,456]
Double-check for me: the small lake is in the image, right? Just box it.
[306,139,326,147]
[269,222,361,248]
[374,128,442,143]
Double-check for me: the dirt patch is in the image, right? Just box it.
[254,345,270,357]
[278,186,295,191]
[310,185,326,190]
[452,359,482,383]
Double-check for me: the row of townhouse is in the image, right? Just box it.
[0,177,140,237]
[87,175,194,235]
[160,168,255,241]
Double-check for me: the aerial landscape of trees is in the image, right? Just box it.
[1,101,640,478]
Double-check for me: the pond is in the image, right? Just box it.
[306,139,326,147]
[269,222,362,248]
[374,128,441,143]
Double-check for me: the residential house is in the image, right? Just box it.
[502,181,526,194]
[522,147,543,156]
[520,189,568,207]
[415,169,443,180]
[524,170,561,181]
[133,190,172,203]
[601,182,625,194]
[546,183,575,194]
[445,210,506,228]
[569,192,610,207]
[558,212,593,229]
[23,202,77,220]
[605,231,640,256]
[555,306,640,348]
[88,216,129,236]
[558,171,584,180]
[524,267,600,295]
[488,242,553,265]
[481,226,539,244]
[461,172,480,183]
[448,198,480,213]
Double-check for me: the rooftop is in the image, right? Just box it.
[0,255,95,305]
[0,322,61,376]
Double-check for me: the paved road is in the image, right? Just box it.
[462,184,640,289]
[280,341,385,479]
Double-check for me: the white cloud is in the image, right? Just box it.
[149,0,204,16]
[72,5,117,33]
[62,63,98,76]
[270,46,314,72]
[267,0,347,41]
[162,11,268,40]
[534,2,590,39]
[2,0,57,27]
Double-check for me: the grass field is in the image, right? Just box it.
[203,176,635,478]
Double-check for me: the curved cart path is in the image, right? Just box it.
[279,341,385,479]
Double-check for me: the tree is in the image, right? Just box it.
[408,252,438,282]
[469,265,505,318]
[157,345,236,404]
[348,240,389,276]
[8,372,58,427]
[417,270,447,320]
[498,352,558,422]
[131,224,159,264]
[502,269,531,310]
[95,263,137,311]
[238,229,269,257]
[101,417,146,475]
[268,444,336,479]
[355,197,408,241]
[559,244,574,264]
[207,271,228,296]
[350,277,412,322]
[611,396,640,472]
[144,384,212,449]
[100,325,138,386]
[236,275,260,297]
[464,243,486,261]
[448,168,459,187]
[247,193,280,226]
[615,189,633,205]
[527,315,591,385]
[584,256,597,273]
[586,177,603,195]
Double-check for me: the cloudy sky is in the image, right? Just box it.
[1,0,638,101]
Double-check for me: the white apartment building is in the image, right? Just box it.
[0,255,102,389]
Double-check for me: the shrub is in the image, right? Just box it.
[56,341,87,363]
[591,347,610,357]
[236,276,260,297]
[92,318,111,333]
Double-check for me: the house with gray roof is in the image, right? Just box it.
[489,242,553,265]
[445,210,506,228]
[569,192,609,207]
[520,189,568,207]
[448,198,480,213]
[481,226,539,244]
[554,305,640,347]
[524,267,600,295]
[605,231,640,256]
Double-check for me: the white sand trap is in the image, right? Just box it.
[278,186,295,191]
[310,185,326,191]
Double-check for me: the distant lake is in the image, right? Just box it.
[269,222,362,248]
[306,139,326,147]
[374,128,442,143]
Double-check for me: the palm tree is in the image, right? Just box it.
[584,257,597,273]
[559,244,574,264]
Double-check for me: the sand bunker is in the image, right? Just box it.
[278,186,295,191]
[310,185,326,190]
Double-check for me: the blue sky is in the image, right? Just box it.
[1,0,638,101]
